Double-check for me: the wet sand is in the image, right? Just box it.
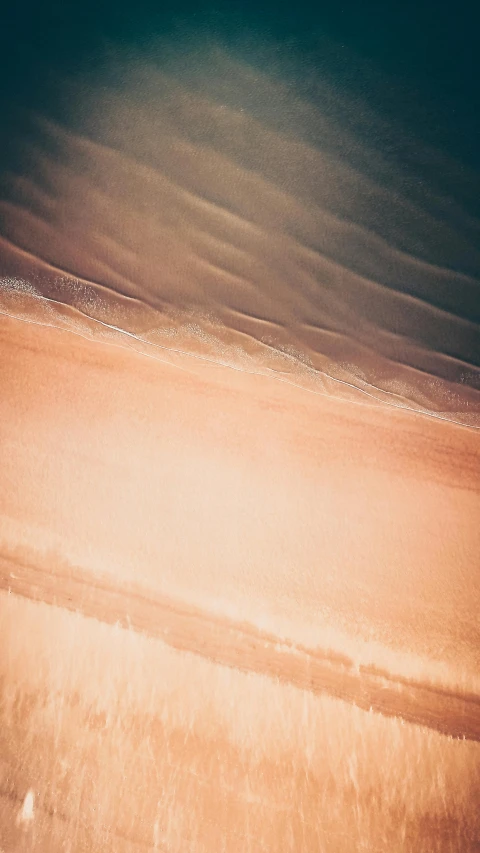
[1,553,480,742]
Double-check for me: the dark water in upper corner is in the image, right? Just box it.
[0,0,479,425]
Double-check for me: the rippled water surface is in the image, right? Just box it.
[1,42,479,425]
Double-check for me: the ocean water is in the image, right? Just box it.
[0,37,479,427]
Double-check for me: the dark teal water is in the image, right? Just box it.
[0,2,479,423]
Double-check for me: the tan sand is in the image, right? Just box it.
[1,41,479,852]
[1,255,480,853]
[1,312,479,681]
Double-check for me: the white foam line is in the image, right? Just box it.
[0,296,478,431]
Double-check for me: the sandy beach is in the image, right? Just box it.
[1,35,479,852]
[1,307,479,851]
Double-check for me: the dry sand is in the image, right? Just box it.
[0,309,479,851]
